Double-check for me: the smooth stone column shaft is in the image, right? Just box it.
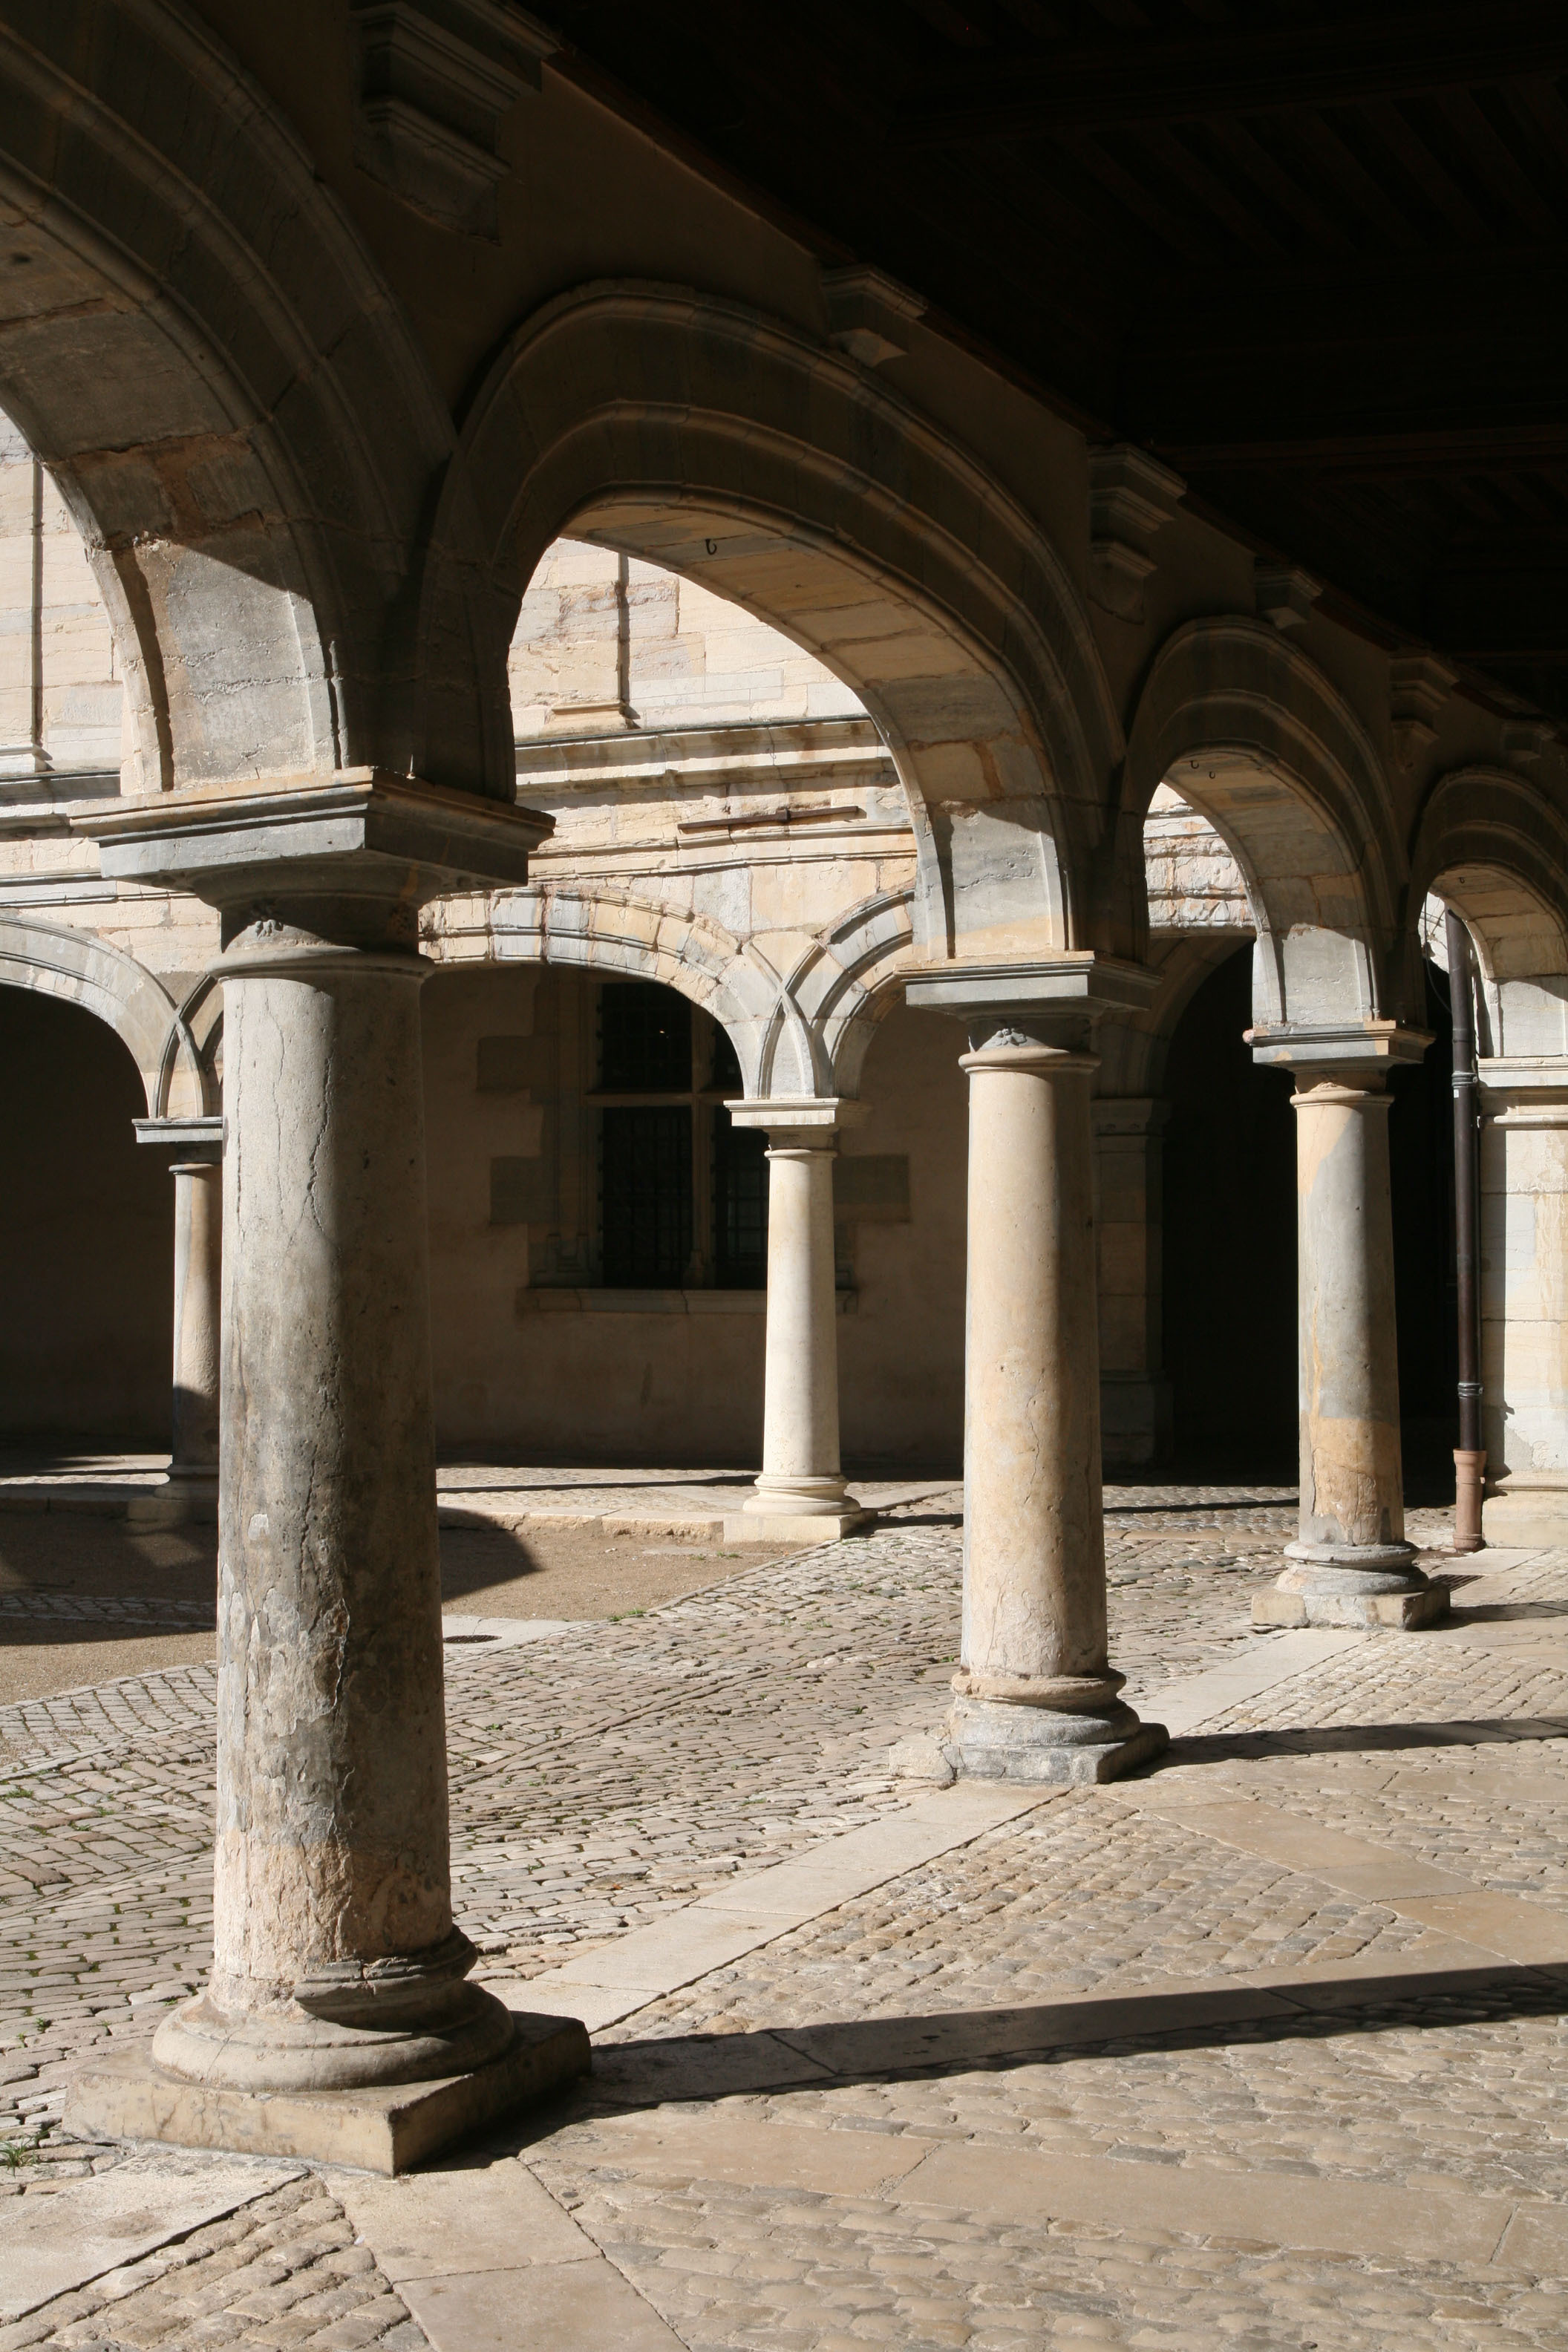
[154,926,512,2096]
[947,1034,1164,1783]
[1258,1070,1440,1630]
[1479,1068,1568,1545]
[748,1132,846,1516]
[169,1159,222,1480]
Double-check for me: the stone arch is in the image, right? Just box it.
[783,889,918,1100]
[0,912,206,1114]
[466,885,787,1097]
[0,7,497,794]
[428,281,1123,959]
[1412,765,1568,1057]
[1118,618,1405,1030]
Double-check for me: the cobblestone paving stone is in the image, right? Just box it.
[530,2170,1568,2352]
[3,1491,1567,2349]
[0,2173,425,2351]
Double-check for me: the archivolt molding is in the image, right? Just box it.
[0,2,488,794]
[428,281,1124,959]
[1411,765,1568,960]
[0,912,206,1115]
[428,881,924,1103]
[779,889,918,1098]
[1117,618,1405,1027]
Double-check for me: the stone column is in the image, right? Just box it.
[727,1098,869,1542]
[133,1114,223,1523]
[1251,1044,1445,1629]
[66,775,583,2173]
[1478,1062,1568,1546]
[944,1019,1164,1783]
[1094,1095,1172,1467]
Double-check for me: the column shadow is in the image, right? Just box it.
[499,1959,1568,2136]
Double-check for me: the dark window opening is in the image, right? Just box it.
[710,1021,743,1094]
[599,981,691,1091]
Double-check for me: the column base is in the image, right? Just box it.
[943,1693,1169,1786]
[63,2008,588,2177]
[1253,1549,1448,1630]
[732,1475,871,1544]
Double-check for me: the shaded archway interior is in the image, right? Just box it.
[0,987,172,1444]
[1161,941,1458,1490]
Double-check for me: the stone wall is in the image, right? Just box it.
[0,414,122,781]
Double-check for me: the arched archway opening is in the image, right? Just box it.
[1162,943,1297,1471]
[1150,812,1458,1489]
[0,986,172,1445]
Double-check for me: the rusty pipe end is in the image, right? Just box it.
[1454,1448,1486,1552]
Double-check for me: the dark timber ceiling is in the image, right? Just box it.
[544,1,1568,723]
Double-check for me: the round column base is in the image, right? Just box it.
[944,1692,1169,1786]
[1280,1542,1422,1591]
[153,1939,517,2094]
[744,1474,852,1518]
[1255,1547,1448,1631]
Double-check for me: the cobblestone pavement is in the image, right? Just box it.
[3,1487,1567,2348]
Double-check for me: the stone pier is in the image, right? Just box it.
[728,1097,869,1543]
[907,961,1166,1784]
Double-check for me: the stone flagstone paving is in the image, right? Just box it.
[1,1489,1567,2348]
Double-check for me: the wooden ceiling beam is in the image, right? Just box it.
[899,5,1568,143]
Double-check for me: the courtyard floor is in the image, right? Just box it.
[1,1477,1567,2350]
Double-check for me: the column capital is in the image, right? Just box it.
[134,1114,224,1164]
[1248,1018,1431,1085]
[74,769,552,938]
[904,953,1158,1051]
[725,1097,869,1144]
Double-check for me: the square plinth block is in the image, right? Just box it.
[954,1720,1170,1787]
[1252,1585,1450,1632]
[64,2010,589,2177]
[723,1510,872,1544]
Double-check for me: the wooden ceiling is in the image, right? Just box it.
[546,1,1568,723]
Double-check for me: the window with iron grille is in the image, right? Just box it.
[600,1105,693,1284]
[595,981,765,1287]
[713,1117,768,1287]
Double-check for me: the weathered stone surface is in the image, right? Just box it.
[65,2009,589,2175]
